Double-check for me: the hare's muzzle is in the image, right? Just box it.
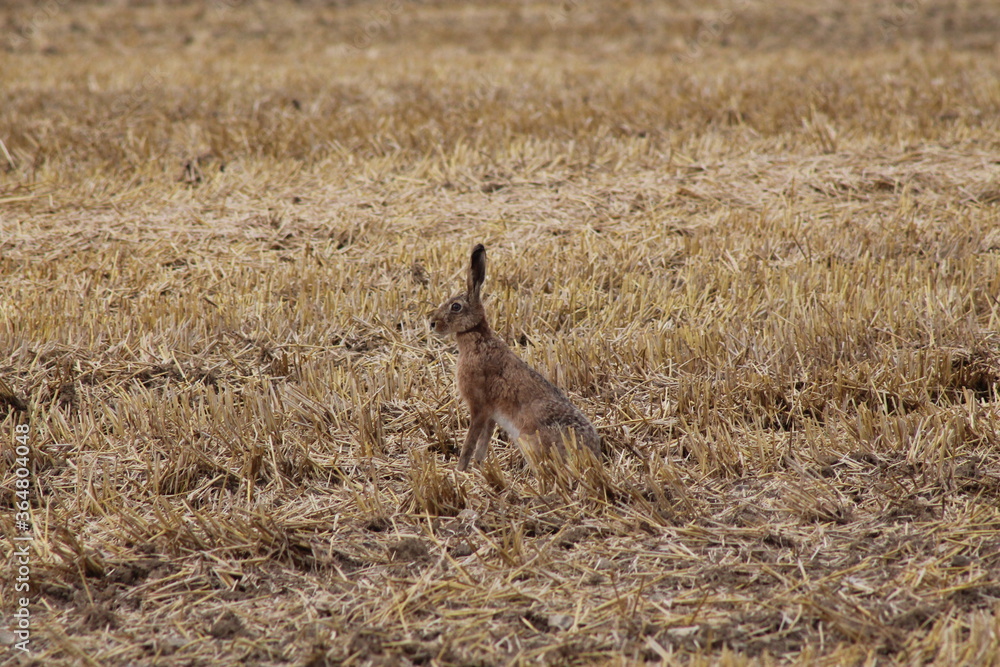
[429,316,449,336]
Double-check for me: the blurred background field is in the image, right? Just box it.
[2,0,1000,664]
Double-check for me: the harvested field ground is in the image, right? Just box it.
[3,0,1000,665]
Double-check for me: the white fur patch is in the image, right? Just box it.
[492,412,521,441]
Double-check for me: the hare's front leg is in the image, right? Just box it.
[473,418,495,463]
[457,412,492,471]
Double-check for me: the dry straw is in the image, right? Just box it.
[2,0,1000,665]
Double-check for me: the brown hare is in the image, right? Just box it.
[430,243,601,471]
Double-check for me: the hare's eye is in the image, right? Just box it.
[450,302,463,313]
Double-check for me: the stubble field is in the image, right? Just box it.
[2,1,1000,665]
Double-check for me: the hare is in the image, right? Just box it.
[430,243,601,471]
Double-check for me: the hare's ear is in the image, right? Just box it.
[467,243,486,303]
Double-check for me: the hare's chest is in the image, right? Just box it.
[455,350,502,400]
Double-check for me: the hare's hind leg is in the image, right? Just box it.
[457,412,492,471]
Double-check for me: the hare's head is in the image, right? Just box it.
[430,244,488,336]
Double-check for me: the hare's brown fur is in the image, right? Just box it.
[430,244,601,471]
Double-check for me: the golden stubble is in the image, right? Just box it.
[1,0,1000,664]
